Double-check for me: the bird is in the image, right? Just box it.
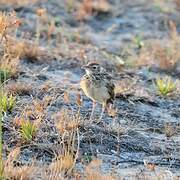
[80,62,115,120]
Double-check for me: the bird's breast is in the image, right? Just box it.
[80,77,92,97]
[80,76,110,104]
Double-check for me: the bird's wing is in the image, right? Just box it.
[107,81,115,99]
[103,73,115,103]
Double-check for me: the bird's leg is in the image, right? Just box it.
[107,103,113,113]
[99,103,106,120]
[90,101,96,120]
[108,103,113,109]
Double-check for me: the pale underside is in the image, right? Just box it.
[80,76,110,105]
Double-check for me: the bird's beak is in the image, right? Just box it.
[82,65,89,69]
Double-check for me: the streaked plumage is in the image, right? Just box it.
[80,62,115,119]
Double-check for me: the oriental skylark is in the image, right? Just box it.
[80,62,115,120]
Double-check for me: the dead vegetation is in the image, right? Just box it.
[55,108,81,134]
[85,159,115,180]
[135,21,180,71]
[1,147,37,179]
[5,81,33,95]
[0,12,21,79]
[0,0,38,6]
[76,0,111,21]
[3,105,80,179]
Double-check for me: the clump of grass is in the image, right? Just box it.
[135,21,180,70]
[47,133,78,178]
[17,98,51,141]
[0,147,37,179]
[0,55,19,80]
[155,76,176,96]
[0,11,21,41]
[0,12,22,80]
[0,147,20,179]
[50,108,80,177]
[20,120,37,141]
[0,38,22,78]
[15,39,40,62]
[49,152,75,176]
[0,69,11,83]
[0,93,16,113]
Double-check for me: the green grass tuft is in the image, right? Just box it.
[155,76,176,96]
[20,120,37,141]
[0,93,16,113]
[133,35,144,49]
[0,69,11,83]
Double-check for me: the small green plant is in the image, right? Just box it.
[153,4,163,12]
[134,35,144,49]
[0,93,16,113]
[20,120,37,141]
[155,76,176,96]
[0,69,11,83]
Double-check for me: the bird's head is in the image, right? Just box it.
[83,62,104,75]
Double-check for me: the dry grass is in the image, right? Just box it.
[2,105,80,179]
[3,147,75,179]
[13,97,51,132]
[0,35,51,79]
[135,21,180,70]
[42,108,81,179]
[0,10,51,79]
[19,40,40,61]
[3,37,41,61]
[0,42,21,79]
[0,12,22,78]
[76,0,111,20]
[35,8,58,44]
[0,0,38,6]
[0,52,20,79]
[0,11,21,40]
[1,147,36,179]
[5,81,33,95]
[55,108,81,135]
[85,159,115,180]
[48,152,75,178]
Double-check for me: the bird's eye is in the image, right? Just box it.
[92,66,96,69]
